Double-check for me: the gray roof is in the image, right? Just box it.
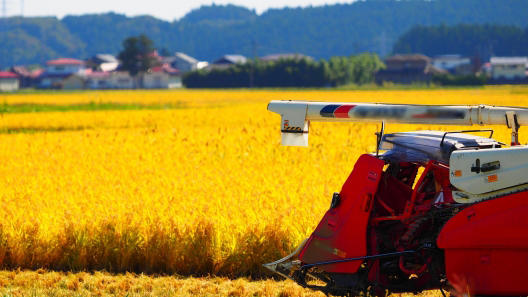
[433,55,470,62]
[174,52,198,64]
[213,55,247,65]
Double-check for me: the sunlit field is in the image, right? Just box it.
[0,87,527,296]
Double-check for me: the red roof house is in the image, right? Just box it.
[0,71,18,78]
[46,58,85,66]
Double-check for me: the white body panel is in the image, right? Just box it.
[449,146,528,195]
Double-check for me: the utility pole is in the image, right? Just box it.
[249,39,257,88]
[377,31,389,58]
[2,0,6,18]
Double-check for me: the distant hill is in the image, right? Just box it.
[1,0,528,68]
[393,24,528,60]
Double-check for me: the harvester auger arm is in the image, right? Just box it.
[267,100,528,146]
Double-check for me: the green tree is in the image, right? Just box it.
[117,35,158,76]
[324,53,384,86]
[351,53,385,85]
[325,56,354,86]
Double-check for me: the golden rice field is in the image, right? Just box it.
[0,87,527,296]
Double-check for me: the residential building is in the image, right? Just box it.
[40,58,87,88]
[62,75,86,90]
[490,57,527,80]
[209,55,247,70]
[196,61,209,69]
[45,58,86,75]
[432,55,473,75]
[375,54,446,84]
[142,64,181,89]
[0,71,19,92]
[10,66,44,88]
[213,55,247,65]
[109,72,134,89]
[165,52,200,73]
[85,72,112,89]
[62,71,135,90]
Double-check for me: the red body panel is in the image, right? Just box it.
[299,154,385,273]
[437,191,528,295]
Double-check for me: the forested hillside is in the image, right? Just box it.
[393,24,528,60]
[1,0,528,68]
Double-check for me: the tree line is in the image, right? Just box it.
[2,0,528,68]
[182,54,384,88]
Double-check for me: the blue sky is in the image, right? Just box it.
[5,0,354,21]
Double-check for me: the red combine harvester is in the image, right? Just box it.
[264,101,528,297]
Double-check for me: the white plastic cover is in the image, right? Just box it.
[450,146,528,195]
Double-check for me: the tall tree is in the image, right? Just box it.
[118,35,158,76]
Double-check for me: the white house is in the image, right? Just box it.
[0,72,19,92]
[109,72,134,89]
[85,72,112,89]
[40,58,87,88]
[168,52,199,73]
[65,71,134,90]
[490,57,528,80]
[45,58,86,75]
[142,64,181,89]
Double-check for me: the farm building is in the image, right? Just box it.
[375,54,446,84]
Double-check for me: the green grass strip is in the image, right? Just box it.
[0,102,186,113]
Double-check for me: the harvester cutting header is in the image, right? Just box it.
[265,100,528,297]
